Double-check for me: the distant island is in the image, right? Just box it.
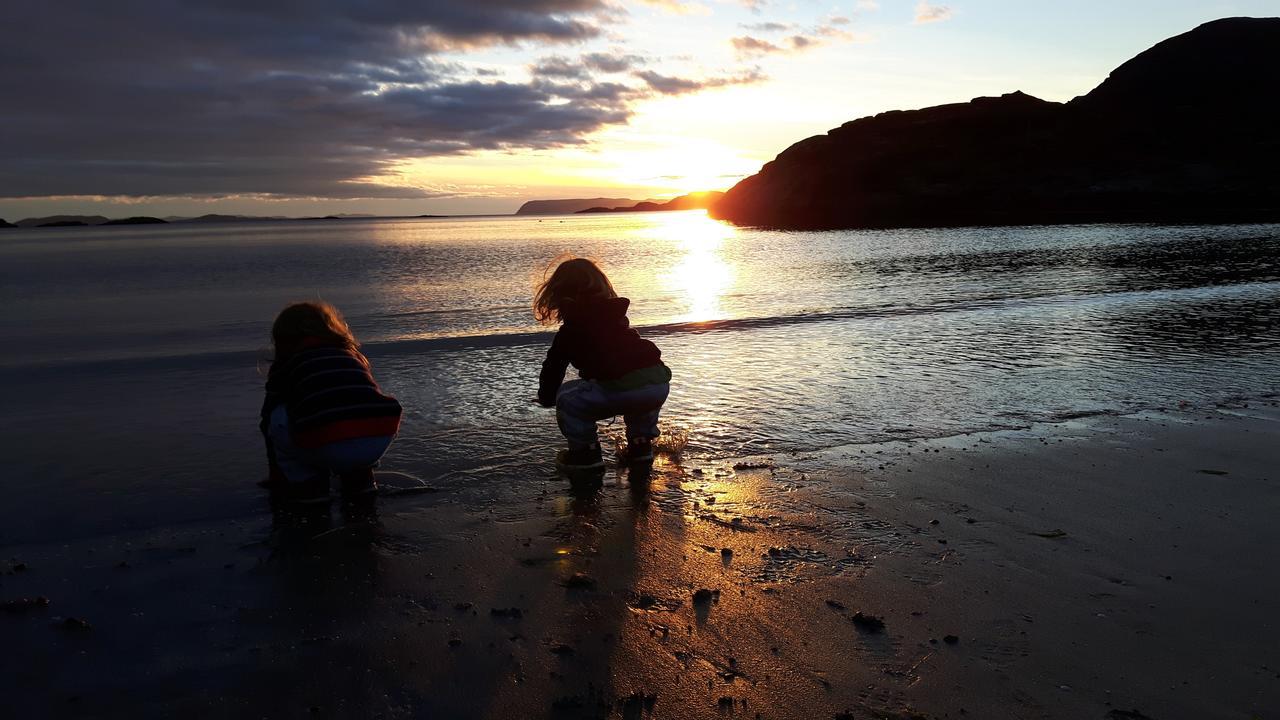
[0,212,461,231]
[575,191,725,214]
[711,17,1280,230]
[104,216,167,225]
[15,215,111,227]
[515,198,639,215]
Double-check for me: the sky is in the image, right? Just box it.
[2,0,1276,219]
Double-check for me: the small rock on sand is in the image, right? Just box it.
[62,617,92,630]
[490,607,523,619]
[2,597,50,613]
[850,612,886,632]
[943,634,959,644]
[561,572,596,589]
[692,588,719,606]
[1106,710,1155,720]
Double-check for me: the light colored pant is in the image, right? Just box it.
[555,379,670,450]
[267,406,394,484]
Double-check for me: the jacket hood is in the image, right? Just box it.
[561,296,630,324]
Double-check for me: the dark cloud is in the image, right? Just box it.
[531,55,591,80]
[582,52,648,73]
[634,69,766,96]
[0,0,628,199]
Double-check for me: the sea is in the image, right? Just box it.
[1,211,1277,544]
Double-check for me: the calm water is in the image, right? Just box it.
[1,212,1277,543]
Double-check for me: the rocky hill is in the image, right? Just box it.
[710,17,1280,230]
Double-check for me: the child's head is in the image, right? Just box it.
[271,301,358,360]
[534,257,617,324]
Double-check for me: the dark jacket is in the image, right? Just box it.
[538,297,665,406]
[260,342,402,448]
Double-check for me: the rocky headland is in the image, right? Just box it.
[516,198,640,215]
[711,18,1280,230]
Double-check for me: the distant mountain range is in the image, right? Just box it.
[711,17,1280,230]
[575,191,725,214]
[0,212,450,229]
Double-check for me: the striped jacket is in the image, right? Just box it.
[260,343,402,448]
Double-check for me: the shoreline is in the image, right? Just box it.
[3,403,1278,718]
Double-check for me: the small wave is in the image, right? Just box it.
[4,279,1276,374]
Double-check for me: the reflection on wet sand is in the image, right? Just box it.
[9,404,1280,719]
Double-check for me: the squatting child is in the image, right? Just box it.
[260,301,402,502]
[534,258,672,468]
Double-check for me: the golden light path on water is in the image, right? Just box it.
[654,210,737,324]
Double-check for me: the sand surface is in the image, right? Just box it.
[3,402,1278,719]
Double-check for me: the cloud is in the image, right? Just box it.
[582,52,648,73]
[913,1,954,24]
[731,36,785,55]
[531,56,591,80]
[633,68,767,95]
[0,0,637,200]
[731,20,857,57]
[638,0,711,15]
[855,0,880,11]
[740,21,795,33]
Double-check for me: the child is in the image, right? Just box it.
[534,258,672,469]
[260,301,402,502]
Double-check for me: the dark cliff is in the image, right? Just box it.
[710,18,1280,230]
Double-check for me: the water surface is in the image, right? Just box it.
[1,212,1277,543]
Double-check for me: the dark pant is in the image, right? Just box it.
[555,379,670,450]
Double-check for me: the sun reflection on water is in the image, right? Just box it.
[656,211,736,323]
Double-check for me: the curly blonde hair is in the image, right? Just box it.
[271,301,359,361]
[533,257,617,324]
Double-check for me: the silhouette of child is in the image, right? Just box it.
[260,301,401,502]
[534,258,672,469]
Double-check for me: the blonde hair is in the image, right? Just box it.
[271,301,359,362]
[533,257,617,324]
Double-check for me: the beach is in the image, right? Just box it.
[5,400,1277,719]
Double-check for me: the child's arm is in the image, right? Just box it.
[537,328,572,407]
[259,368,287,483]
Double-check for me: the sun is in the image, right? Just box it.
[593,137,757,197]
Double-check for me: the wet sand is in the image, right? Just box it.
[3,402,1278,719]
